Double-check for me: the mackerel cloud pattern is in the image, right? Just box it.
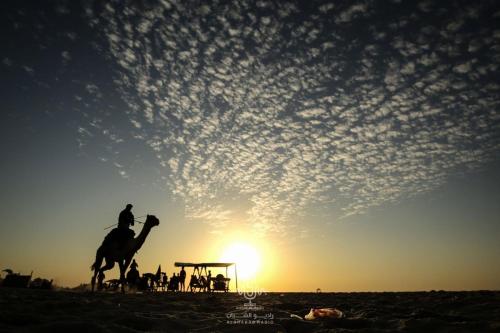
[82,0,500,234]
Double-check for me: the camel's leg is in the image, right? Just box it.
[97,258,115,290]
[91,247,104,292]
[123,256,133,274]
[119,256,134,293]
[118,260,127,293]
[91,269,99,292]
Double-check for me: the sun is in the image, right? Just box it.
[219,242,261,281]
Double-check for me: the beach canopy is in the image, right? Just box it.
[174,262,235,268]
[174,262,238,291]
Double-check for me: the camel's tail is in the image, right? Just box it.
[91,247,104,272]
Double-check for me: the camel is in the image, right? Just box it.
[91,214,160,292]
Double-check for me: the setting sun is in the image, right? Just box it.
[220,242,261,281]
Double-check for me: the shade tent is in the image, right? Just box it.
[174,262,235,268]
[174,262,238,292]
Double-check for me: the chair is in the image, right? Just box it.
[212,273,230,292]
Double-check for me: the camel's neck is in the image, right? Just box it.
[132,224,152,253]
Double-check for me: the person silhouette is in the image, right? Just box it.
[126,260,140,286]
[199,275,207,292]
[179,266,186,291]
[174,273,179,291]
[169,273,179,291]
[189,274,198,292]
[162,273,168,291]
[119,204,135,229]
[118,204,135,241]
[130,259,138,271]
[207,270,212,292]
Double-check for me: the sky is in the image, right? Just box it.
[1,0,500,291]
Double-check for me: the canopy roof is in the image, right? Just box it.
[174,262,235,268]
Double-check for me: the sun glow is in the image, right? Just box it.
[220,242,261,281]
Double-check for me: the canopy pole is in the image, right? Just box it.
[235,264,238,293]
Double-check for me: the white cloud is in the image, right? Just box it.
[2,58,12,67]
[454,62,472,74]
[336,3,369,23]
[297,108,327,119]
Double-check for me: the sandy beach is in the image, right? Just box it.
[0,288,499,332]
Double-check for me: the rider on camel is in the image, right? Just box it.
[117,203,135,241]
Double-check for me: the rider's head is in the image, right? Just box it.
[126,203,133,210]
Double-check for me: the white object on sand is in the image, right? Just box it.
[304,308,344,320]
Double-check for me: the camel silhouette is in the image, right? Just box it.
[91,214,160,292]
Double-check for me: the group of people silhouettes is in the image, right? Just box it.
[188,269,212,292]
[123,260,191,292]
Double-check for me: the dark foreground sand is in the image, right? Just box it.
[0,288,499,333]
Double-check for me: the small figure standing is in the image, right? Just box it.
[207,270,212,292]
[174,274,180,291]
[126,260,140,287]
[162,273,168,291]
[179,266,186,291]
[169,273,179,291]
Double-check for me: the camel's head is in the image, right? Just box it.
[144,215,160,228]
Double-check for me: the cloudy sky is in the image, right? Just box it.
[1,0,500,290]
